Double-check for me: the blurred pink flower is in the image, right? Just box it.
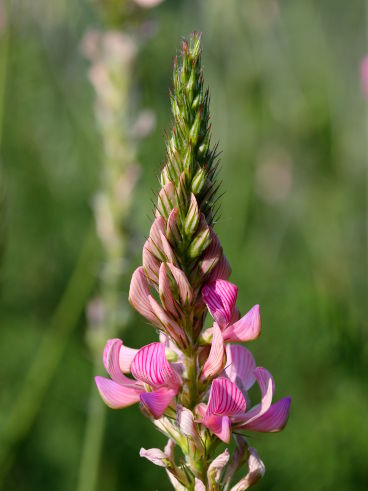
[134,0,164,8]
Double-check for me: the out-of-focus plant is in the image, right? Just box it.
[77,2,160,490]
[95,33,290,491]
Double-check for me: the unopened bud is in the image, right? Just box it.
[184,193,199,236]
[191,167,206,194]
[188,214,210,258]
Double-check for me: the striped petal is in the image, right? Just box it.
[208,253,232,283]
[223,305,261,343]
[148,295,185,345]
[166,263,193,305]
[200,231,222,276]
[140,387,177,418]
[156,181,176,219]
[95,376,142,409]
[234,368,274,424]
[166,208,182,246]
[200,324,225,382]
[225,344,256,392]
[129,267,160,326]
[206,377,246,417]
[143,240,161,283]
[102,338,138,386]
[202,280,238,328]
[131,342,182,389]
[237,397,291,432]
[159,263,178,317]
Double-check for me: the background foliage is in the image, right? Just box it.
[0,0,367,490]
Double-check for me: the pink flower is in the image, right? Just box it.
[95,339,182,418]
[202,280,261,343]
[197,344,291,442]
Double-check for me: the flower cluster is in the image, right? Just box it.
[95,33,290,490]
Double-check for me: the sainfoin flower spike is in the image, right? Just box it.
[95,32,291,490]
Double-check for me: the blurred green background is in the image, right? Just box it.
[0,0,367,490]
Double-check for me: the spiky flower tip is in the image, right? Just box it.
[95,33,291,490]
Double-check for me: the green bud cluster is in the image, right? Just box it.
[159,33,220,266]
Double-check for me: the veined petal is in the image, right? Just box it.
[200,324,225,382]
[200,231,222,276]
[140,387,177,418]
[208,253,231,283]
[95,376,142,409]
[166,208,182,245]
[156,181,176,218]
[236,367,274,424]
[225,344,256,392]
[159,263,178,317]
[139,447,170,467]
[166,263,193,305]
[103,338,138,385]
[148,295,185,345]
[149,215,166,245]
[237,397,291,432]
[159,231,177,264]
[143,240,161,283]
[129,267,160,325]
[202,414,231,443]
[202,280,238,328]
[131,342,182,389]
[119,343,139,373]
[223,305,261,343]
[206,378,246,417]
[230,447,265,491]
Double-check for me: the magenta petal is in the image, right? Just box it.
[131,342,182,389]
[202,280,238,328]
[200,324,225,382]
[140,387,177,418]
[207,377,246,417]
[95,376,142,409]
[238,367,275,424]
[238,397,291,432]
[203,414,231,443]
[102,338,138,385]
[225,344,256,392]
[223,304,261,343]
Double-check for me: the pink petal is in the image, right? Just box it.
[176,405,202,448]
[148,295,186,346]
[131,342,182,389]
[95,376,142,409]
[129,267,160,325]
[202,414,231,443]
[166,263,193,305]
[149,215,166,245]
[200,231,222,276]
[142,239,161,283]
[225,344,256,392]
[202,280,238,328]
[208,253,232,283]
[233,368,274,425]
[195,478,206,491]
[102,338,138,385]
[140,387,177,418]
[139,447,169,467]
[200,324,225,382]
[119,343,138,373]
[206,378,246,417]
[166,208,182,246]
[156,181,176,218]
[207,449,230,484]
[238,397,291,432]
[223,305,261,343]
[159,263,178,317]
[230,447,265,491]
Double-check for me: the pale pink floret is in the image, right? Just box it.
[202,280,261,343]
[95,339,182,418]
[198,345,291,443]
